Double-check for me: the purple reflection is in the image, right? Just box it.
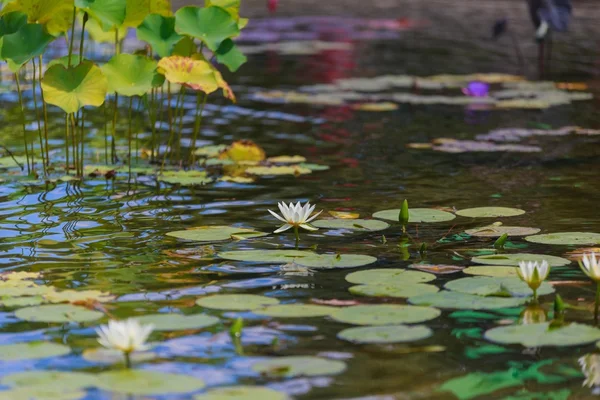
[462,81,490,97]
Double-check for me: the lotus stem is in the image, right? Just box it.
[14,73,30,174]
[148,89,156,164]
[69,113,78,176]
[161,82,174,172]
[38,55,50,167]
[64,113,69,174]
[67,7,76,67]
[532,288,538,304]
[189,92,207,165]
[294,226,299,248]
[79,13,88,64]
[595,281,600,325]
[103,103,108,164]
[80,109,85,176]
[111,94,118,164]
[176,86,186,163]
[124,351,132,369]
[31,58,47,176]
[127,96,133,178]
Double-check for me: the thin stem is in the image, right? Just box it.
[124,351,132,369]
[175,87,186,163]
[127,96,133,178]
[294,226,299,249]
[595,281,600,325]
[112,94,119,163]
[64,113,69,174]
[161,82,174,171]
[189,92,207,165]
[79,13,88,64]
[103,103,108,164]
[149,89,156,164]
[69,113,78,176]
[14,73,30,174]
[80,109,85,176]
[67,7,76,67]
[532,288,538,304]
[38,55,50,167]
[31,58,47,176]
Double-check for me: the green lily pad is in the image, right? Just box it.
[463,266,518,277]
[96,370,206,395]
[82,348,156,364]
[245,165,312,176]
[1,370,98,391]
[298,163,329,171]
[485,322,600,347]
[331,304,441,325]
[15,304,104,323]
[194,386,288,400]
[0,296,44,307]
[102,54,160,97]
[445,276,554,297]
[409,291,528,310]
[175,5,240,51]
[465,224,541,237]
[338,324,433,344]
[255,304,336,318]
[311,219,389,232]
[167,226,268,242]
[158,170,213,185]
[137,14,182,58]
[196,294,279,311]
[252,356,346,378]
[0,341,70,361]
[135,313,220,331]
[372,208,456,223]
[0,388,84,400]
[471,253,571,267]
[524,232,600,246]
[218,250,376,269]
[345,269,435,285]
[455,207,525,218]
[349,283,439,298]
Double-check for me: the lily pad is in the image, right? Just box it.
[196,294,279,311]
[345,269,435,285]
[267,155,307,164]
[252,356,346,378]
[409,291,528,310]
[338,324,433,344]
[255,304,336,318]
[312,219,389,232]
[409,264,464,275]
[82,348,156,364]
[524,232,600,246]
[465,224,541,237]
[331,304,441,325]
[471,253,571,267]
[295,254,377,269]
[373,208,456,223]
[158,170,213,185]
[0,341,70,361]
[245,165,312,176]
[194,386,289,400]
[135,313,220,331]
[218,250,377,269]
[167,226,268,242]
[445,276,554,297]
[1,371,99,391]
[349,283,439,298]
[463,266,518,277]
[15,304,104,323]
[0,387,85,400]
[96,370,205,395]
[485,322,600,347]
[455,207,525,218]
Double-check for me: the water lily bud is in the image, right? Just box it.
[398,199,409,226]
[494,233,508,250]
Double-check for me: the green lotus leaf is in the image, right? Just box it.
[331,304,441,325]
[338,324,433,344]
[15,303,104,322]
[42,61,108,113]
[0,341,70,360]
[0,296,44,307]
[166,226,268,242]
[218,250,376,269]
[524,232,600,246]
[455,207,525,218]
[135,313,220,331]
[136,14,181,57]
[252,356,346,378]
[196,294,279,311]
[312,218,390,232]
[1,370,99,391]
[471,253,571,267]
[96,370,205,395]
[102,54,160,96]
[0,11,28,36]
[215,38,247,72]
[75,0,126,31]
[409,291,528,310]
[194,386,288,400]
[463,265,519,277]
[349,283,439,298]
[1,22,53,71]
[373,208,456,223]
[157,169,214,185]
[0,388,85,400]
[244,165,311,176]
[175,5,239,51]
[1,0,73,35]
[255,304,337,318]
[485,322,600,347]
[82,348,156,364]
[465,224,540,238]
[445,276,554,297]
[345,268,435,285]
[124,0,172,28]
[84,16,127,43]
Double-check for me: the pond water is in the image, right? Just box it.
[1,14,600,400]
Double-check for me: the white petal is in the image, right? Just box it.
[274,224,293,233]
[300,223,318,231]
[305,209,323,223]
[268,209,287,223]
[278,202,290,219]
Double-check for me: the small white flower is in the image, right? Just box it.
[268,201,322,233]
[580,253,600,281]
[96,319,153,353]
[580,354,600,388]
[517,260,550,290]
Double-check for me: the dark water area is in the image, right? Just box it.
[1,7,600,400]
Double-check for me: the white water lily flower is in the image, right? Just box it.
[516,260,550,291]
[96,318,153,353]
[580,354,600,388]
[580,252,600,281]
[268,201,322,233]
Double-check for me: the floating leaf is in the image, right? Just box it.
[338,324,432,344]
[135,313,220,331]
[0,387,85,400]
[312,219,389,232]
[455,207,525,218]
[373,208,455,223]
[82,348,156,364]
[218,140,265,162]
[245,165,312,176]
[15,304,104,323]
[298,163,329,171]
[167,226,267,242]
[465,223,540,238]
[196,294,279,311]
[218,250,377,269]
[463,266,518,277]
[471,253,571,267]
[0,341,70,360]
[331,304,441,325]
[102,54,160,96]
[255,304,336,318]
[410,291,527,310]
[349,283,439,298]
[1,371,99,392]
[409,264,464,275]
[42,61,108,113]
[345,269,435,285]
[445,276,554,297]
[0,296,44,307]
[439,370,523,400]
[174,5,239,51]
[75,0,126,31]
[194,386,289,400]
[136,14,181,57]
[252,356,346,378]
[328,211,358,219]
[351,102,398,111]
[266,155,306,164]
[485,322,600,347]
[524,232,600,246]
[158,170,213,185]
[96,370,205,395]
[44,289,114,303]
